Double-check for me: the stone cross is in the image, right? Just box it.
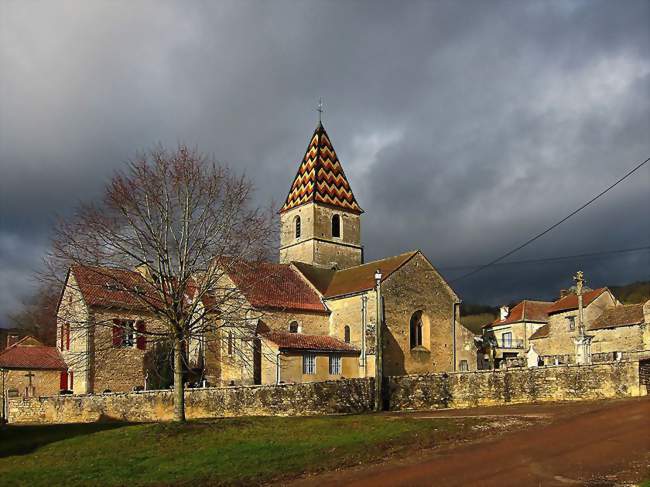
[573,270,584,296]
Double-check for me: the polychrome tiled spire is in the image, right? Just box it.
[281,123,363,214]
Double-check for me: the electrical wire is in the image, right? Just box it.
[439,245,650,272]
[450,156,650,283]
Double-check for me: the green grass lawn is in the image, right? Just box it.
[0,414,477,486]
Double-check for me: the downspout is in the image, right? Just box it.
[374,270,383,411]
[275,351,282,385]
[361,295,368,373]
[452,300,461,372]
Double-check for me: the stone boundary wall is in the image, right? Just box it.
[7,362,645,424]
[8,378,374,424]
[387,360,644,411]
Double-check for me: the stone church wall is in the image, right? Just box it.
[387,360,643,411]
[381,253,456,376]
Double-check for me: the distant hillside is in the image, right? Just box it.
[460,281,649,336]
[610,281,650,304]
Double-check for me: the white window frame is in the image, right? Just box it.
[329,354,342,375]
[567,315,576,331]
[303,353,316,375]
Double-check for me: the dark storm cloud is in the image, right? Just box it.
[1,0,649,321]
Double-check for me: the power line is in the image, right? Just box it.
[439,246,650,272]
[450,156,650,283]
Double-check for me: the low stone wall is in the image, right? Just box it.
[8,378,374,424]
[388,360,644,411]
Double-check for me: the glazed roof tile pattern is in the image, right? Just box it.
[0,337,67,370]
[546,288,608,314]
[485,300,554,328]
[281,123,362,214]
[224,261,328,313]
[261,329,359,353]
[589,303,646,330]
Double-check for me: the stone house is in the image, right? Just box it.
[0,336,67,419]
[0,328,26,352]
[482,300,553,368]
[56,265,206,394]
[588,300,650,361]
[55,121,477,392]
[529,287,619,363]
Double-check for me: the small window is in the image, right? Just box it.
[502,332,512,348]
[295,216,301,239]
[331,214,341,238]
[567,316,576,331]
[410,311,423,349]
[329,354,342,375]
[227,331,234,356]
[289,321,300,333]
[303,353,316,375]
[459,360,469,372]
[344,325,350,343]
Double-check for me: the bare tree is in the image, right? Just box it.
[8,282,60,346]
[46,146,275,421]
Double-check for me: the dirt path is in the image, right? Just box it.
[289,397,650,487]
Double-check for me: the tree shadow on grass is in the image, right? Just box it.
[0,416,130,458]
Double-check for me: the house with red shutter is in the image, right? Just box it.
[56,265,184,394]
[0,336,67,419]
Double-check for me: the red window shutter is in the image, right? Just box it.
[112,320,123,347]
[59,371,68,390]
[65,324,70,351]
[60,325,64,350]
[136,321,146,350]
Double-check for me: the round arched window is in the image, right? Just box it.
[289,321,300,333]
[344,325,351,343]
[331,214,341,238]
[295,216,301,239]
[410,311,423,349]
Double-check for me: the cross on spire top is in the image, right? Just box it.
[316,98,324,124]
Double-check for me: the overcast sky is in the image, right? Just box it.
[1,0,649,323]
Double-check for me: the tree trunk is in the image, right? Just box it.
[173,338,186,422]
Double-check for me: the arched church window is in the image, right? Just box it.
[344,325,351,343]
[295,216,301,239]
[289,321,300,333]
[332,214,341,238]
[410,311,423,349]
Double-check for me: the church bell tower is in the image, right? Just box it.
[279,122,363,270]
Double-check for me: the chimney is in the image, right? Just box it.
[559,289,570,299]
[500,305,509,321]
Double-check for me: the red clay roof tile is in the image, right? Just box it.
[589,304,645,330]
[546,288,608,314]
[224,261,328,313]
[485,300,554,329]
[261,329,359,353]
[0,337,67,370]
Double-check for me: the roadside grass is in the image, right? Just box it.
[0,414,478,486]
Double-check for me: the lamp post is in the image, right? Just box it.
[374,269,383,412]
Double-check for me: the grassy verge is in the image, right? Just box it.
[0,414,479,486]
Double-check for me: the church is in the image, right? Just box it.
[212,121,477,386]
[55,121,477,394]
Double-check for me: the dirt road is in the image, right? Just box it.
[290,397,650,486]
